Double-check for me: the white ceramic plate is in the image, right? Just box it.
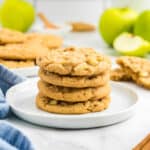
[6,78,138,129]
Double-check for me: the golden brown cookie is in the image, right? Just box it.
[70,22,96,32]
[38,80,110,102]
[39,69,110,88]
[110,68,131,81]
[0,59,35,68]
[0,43,49,60]
[37,47,111,76]
[36,93,110,114]
[117,56,150,89]
[25,33,63,49]
[0,28,26,44]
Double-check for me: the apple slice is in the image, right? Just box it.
[113,32,150,57]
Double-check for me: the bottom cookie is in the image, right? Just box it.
[0,59,35,68]
[36,93,110,114]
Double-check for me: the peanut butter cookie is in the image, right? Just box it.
[25,33,63,49]
[38,80,110,102]
[0,28,26,44]
[36,93,110,114]
[0,59,35,68]
[0,43,49,60]
[39,69,110,88]
[117,56,150,89]
[37,47,111,76]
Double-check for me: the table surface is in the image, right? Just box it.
[4,32,150,150]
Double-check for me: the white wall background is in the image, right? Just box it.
[35,0,103,23]
[0,0,150,23]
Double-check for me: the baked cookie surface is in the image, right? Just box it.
[0,59,35,68]
[25,33,63,49]
[37,47,111,76]
[38,80,110,102]
[36,93,110,114]
[0,28,26,44]
[111,68,131,81]
[0,43,49,60]
[117,56,150,74]
[39,69,110,88]
[117,56,150,89]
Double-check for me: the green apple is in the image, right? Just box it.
[99,7,138,45]
[134,10,150,42]
[113,32,150,57]
[0,0,35,32]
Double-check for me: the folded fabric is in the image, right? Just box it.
[0,65,34,150]
[0,89,9,119]
[0,65,26,95]
[0,121,34,150]
[0,65,26,118]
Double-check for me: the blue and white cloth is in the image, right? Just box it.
[0,65,34,150]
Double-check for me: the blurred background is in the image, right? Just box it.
[31,0,149,23]
[0,0,149,23]
[0,0,150,74]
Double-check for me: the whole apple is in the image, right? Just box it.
[134,10,150,42]
[0,0,35,32]
[99,8,138,45]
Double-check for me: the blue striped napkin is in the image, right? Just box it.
[0,65,34,150]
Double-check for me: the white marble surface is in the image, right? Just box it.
[5,82,150,150]
[4,31,150,150]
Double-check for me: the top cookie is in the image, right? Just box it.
[37,47,111,76]
[0,28,26,44]
[110,68,131,81]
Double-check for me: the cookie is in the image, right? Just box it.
[0,28,26,44]
[25,33,63,49]
[36,93,110,114]
[39,69,110,88]
[37,47,111,76]
[0,59,35,68]
[70,22,96,32]
[0,43,49,60]
[117,56,150,89]
[38,80,110,102]
[110,68,131,81]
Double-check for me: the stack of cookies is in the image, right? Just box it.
[0,28,63,68]
[36,47,111,114]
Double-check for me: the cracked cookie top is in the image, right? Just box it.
[37,47,111,76]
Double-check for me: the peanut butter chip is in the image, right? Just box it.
[49,100,57,105]
[86,57,98,66]
[139,71,149,77]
